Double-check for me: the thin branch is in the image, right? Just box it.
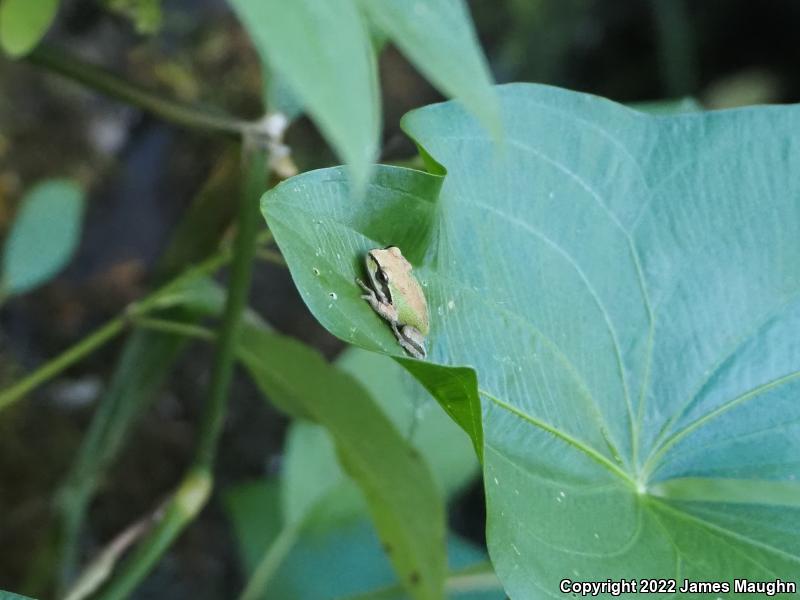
[27,44,251,138]
[132,317,215,341]
[193,147,267,469]
[0,244,235,413]
[91,148,270,599]
[237,522,300,600]
[0,318,126,411]
[91,469,212,600]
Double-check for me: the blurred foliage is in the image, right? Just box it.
[1,179,84,299]
[102,0,162,34]
[0,0,59,57]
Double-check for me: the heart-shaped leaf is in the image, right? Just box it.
[263,84,800,596]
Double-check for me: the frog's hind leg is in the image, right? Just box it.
[393,323,426,359]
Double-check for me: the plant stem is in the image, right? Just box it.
[26,45,251,138]
[0,318,126,411]
[0,242,241,414]
[92,150,269,599]
[194,149,267,469]
[237,523,300,600]
[92,469,212,600]
[132,317,216,341]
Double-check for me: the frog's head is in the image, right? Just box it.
[365,246,407,302]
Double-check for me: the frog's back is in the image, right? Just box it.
[394,276,429,335]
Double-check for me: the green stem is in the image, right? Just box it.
[92,150,268,598]
[92,469,212,600]
[0,318,126,411]
[26,45,251,138]
[132,317,216,341]
[237,523,300,600]
[0,248,235,414]
[193,149,267,469]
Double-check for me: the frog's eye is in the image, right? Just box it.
[376,269,389,284]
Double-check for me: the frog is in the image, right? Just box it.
[356,246,429,359]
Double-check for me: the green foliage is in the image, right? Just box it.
[358,0,499,138]
[1,179,84,298]
[337,349,479,497]
[230,0,379,191]
[237,329,446,600]
[0,0,58,56]
[263,84,800,597]
[227,481,499,600]
[229,0,497,191]
[225,348,494,599]
[102,0,162,34]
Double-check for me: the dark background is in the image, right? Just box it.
[1,0,799,596]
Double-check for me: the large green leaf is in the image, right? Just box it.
[0,0,58,57]
[263,84,800,597]
[358,0,499,138]
[1,179,84,296]
[230,0,379,191]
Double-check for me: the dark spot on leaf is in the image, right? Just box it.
[382,542,392,554]
[409,571,420,585]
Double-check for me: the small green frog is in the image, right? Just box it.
[357,246,429,358]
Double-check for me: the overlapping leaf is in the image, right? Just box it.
[263,84,800,597]
[237,328,446,600]
[230,0,380,190]
[358,0,499,138]
[230,0,497,191]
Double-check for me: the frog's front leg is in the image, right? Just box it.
[392,323,426,359]
[357,279,398,323]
